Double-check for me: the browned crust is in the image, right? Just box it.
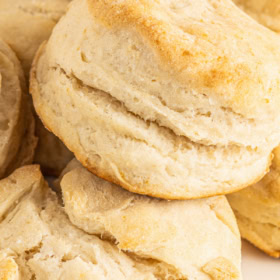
[86,0,280,117]
[86,0,244,74]
[30,41,272,200]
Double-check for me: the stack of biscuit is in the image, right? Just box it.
[1,0,280,278]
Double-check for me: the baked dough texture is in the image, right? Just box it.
[31,0,280,198]
[0,0,73,176]
[0,163,242,279]
[233,0,280,32]
[0,39,36,179]
[228,145,280,258]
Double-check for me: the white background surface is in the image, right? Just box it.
[242,240,280,279]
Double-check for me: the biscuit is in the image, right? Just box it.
[0,39,36,178]
[233,0,280,32]
[31,0,280,198]
[228,145,280,258]
[60,159,242,279]
[228,0,280,258]
[0,0,73,176]
[0,163,242,279]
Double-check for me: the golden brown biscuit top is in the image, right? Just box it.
[88,0,280,119]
